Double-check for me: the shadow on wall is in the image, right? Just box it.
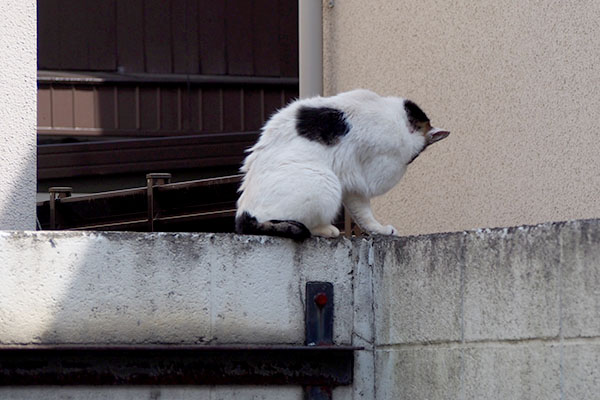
[27,233,353,346]
[0,154,36,230]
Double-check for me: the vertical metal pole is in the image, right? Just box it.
[299,0,323,98]
[344,207,352,238]
[305,281,334,400]
[48,187,72,230]
[146,173,171,232]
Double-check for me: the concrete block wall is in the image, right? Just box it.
[1,219,598,399]
[371,219,600,399]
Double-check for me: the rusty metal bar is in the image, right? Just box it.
[154,209,236,224]
[158,174,242,190]
[146,173,172,232]
[48,186,72,229]
[344,207,352,238]
[0,345,355,386]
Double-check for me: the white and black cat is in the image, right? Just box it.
[235,89,449,240]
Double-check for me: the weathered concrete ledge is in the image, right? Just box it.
[372,218,600,400]
[0,231,360,345]
[1,219,598,399]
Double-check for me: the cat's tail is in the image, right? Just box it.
[235,211,311,241]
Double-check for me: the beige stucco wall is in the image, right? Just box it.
[0,0,37,230]
[324,1,600,236]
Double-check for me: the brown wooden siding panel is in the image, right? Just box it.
[95,87,117,130]
[116,0,145,72]
[243,89,263,131]
[172,0,200,74]
[222,89,242,132]
[202,89,223,132]
[37,0,61,69]
[181,88,201,132]
[117,87,137,130]
[263,88,284,122]
[37,0,298,183]
[39,80,296,138]
[73,87,95,128]
[38,133,259,179]
[279,0,298,77]
[139,87,159,131]
[39,143,251,168]
[87,0,117,70]
[143,0,173,73]
[58,0,89,70]
[39,132,255,154]
[160,87,180,131]
[225,0,254,76]
[253,0,281,77]
[40,156,244,179]
[284,88,298,107]
[52,87,74,128]
[198,0,227,75]
[38,86,53,127]
[39,0,298,77]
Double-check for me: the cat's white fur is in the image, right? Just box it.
[236,89,447,238]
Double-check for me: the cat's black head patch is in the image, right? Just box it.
[296,106,350,145]
[404,100,430,129]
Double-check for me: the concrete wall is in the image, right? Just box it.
[0,232,361,399]
[0,0,37,230]
[0,232,356,345]
[323,1,600,236]
[372,219,600,399]
[1,219,599,398]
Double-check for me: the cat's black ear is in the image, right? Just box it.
[404,100,430,129]
[296,106,350,145]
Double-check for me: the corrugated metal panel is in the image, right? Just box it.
[73,87,95,128]
[144,0,172,73]
[253,0,282,77]
[226,0,255,76]
[116,0,145,72]
[279,0,299,77]
[198,0,227,75]
[37,0,61,69]
[51,87,74,128]
[87,0,117,70]
[172,0,200,74]
[37,77,298,139]
[38,0,299,77]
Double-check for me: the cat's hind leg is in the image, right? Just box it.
[310,224,340,238]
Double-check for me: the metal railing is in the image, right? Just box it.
[38,173,242,232]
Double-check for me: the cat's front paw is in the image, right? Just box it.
[382,225,399,236]
[367,224,399,236]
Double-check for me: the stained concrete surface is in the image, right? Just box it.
[1,219,599,399]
